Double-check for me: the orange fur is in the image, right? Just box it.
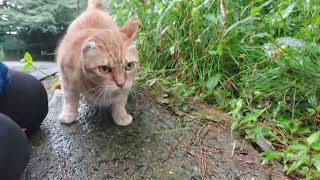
[56,0,139,126]
[87,0,104,10]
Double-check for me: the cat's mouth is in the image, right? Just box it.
[114,81,133,90]
[105,83,132,91]
[84,84,131,102]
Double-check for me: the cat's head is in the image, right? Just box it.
[81,19,139,92]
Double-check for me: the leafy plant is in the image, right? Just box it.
[20,52,48,76]
[262,131,320,179]
[107,0,320,178]
[20,52,33,72]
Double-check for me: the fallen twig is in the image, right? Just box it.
[163,137,184,162]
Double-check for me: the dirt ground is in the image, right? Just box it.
[21,77,287,180]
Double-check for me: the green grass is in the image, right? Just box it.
[108,0,320,178]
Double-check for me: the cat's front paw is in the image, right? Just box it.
[58,111,78,124]
[112,113,133,126]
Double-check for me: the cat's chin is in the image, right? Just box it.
[83,88,130,107]
[103,82,133,91]
[106,87,131,93]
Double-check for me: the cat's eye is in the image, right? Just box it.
[98,65,112,74]
[125,62,135,71]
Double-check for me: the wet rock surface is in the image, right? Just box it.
[22,77,285,180]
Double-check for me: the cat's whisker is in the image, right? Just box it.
[99,88,112,120]
[102,88,107,100]
[106,88,112,98]
[84,86,104,103]
[100,88,110,103]
[82,85,105,95]
[99,90,104,121]
[81,86,105,103]
[92,87,105,107]
[84,85,116,106]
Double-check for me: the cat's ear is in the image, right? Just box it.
[83,41,99,56]
[120,18,139,43]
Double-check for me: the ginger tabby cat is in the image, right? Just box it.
[56,0,139,126]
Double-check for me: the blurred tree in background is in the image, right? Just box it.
[0,0,86,60]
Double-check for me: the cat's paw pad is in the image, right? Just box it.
[113,114,133,126]
[58,112,77,124]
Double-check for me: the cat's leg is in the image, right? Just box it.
[111,91,132,126]
[58,84,80,124]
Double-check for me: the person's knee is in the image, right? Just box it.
[16,71,48,119]
[0,113,31,180]
[0,70,49,135]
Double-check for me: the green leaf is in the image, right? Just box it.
[311,143,320,151]
[260,0,272,7]
[241,108,266,123]
[287,144,308,153]
[231,117,241,132]
[313,155,320,171]
[307,131,320,146]
[204,14,215,22]
[229,99,243,118]
[22,63,32,73]
[191,7,197,17]
[261,151,284,165]
[252,32,269,38]
[287,159,305,174]
[307,95,318,107]
[20,52,33,72]
[281,2,296,19]
[223,16,259,37]
[21,52,33,64]
[250,7,261,15]
[216,43,223,56]
[206,73,222,90]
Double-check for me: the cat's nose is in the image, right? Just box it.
[115,82,125,88]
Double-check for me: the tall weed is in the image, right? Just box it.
[108,0,320,178]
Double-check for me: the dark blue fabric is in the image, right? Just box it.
[0,62,10,95]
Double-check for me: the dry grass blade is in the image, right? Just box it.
[220,0,227,27]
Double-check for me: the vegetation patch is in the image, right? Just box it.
[108,0,320,178]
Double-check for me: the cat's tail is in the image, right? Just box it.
[87,0,104,10]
